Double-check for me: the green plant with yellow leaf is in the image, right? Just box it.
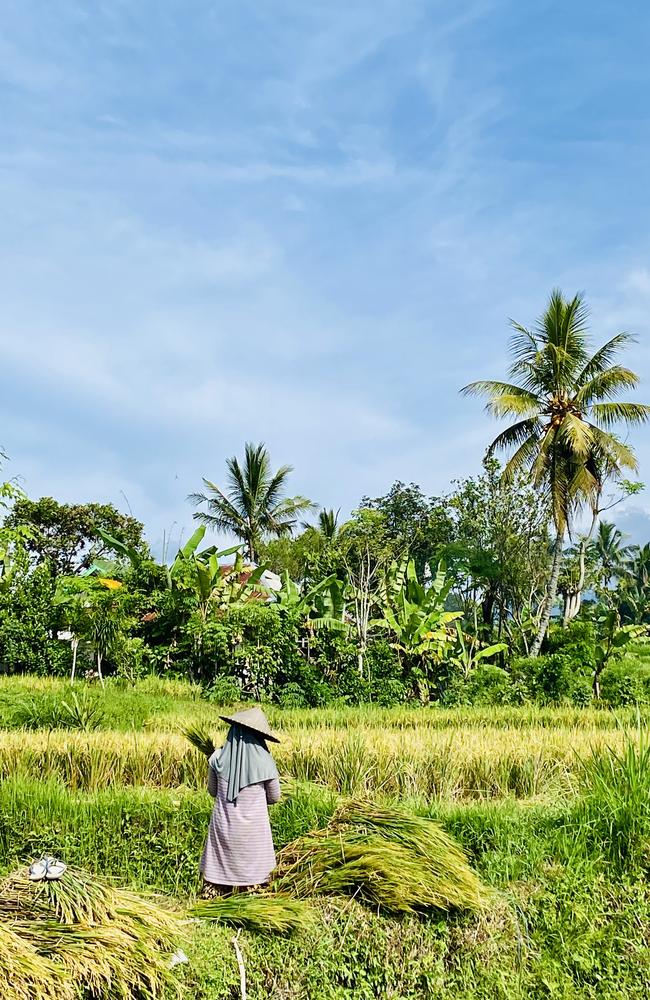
[373,558,461,696]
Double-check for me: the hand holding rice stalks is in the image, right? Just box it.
[182,724,216,758]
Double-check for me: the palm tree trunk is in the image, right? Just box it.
[531,528,565,656]
[563,508,599,625]
[70,638,79,683]
[97,651,105,688]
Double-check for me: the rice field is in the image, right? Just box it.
[0,675,648,998]
[0,721,640,800]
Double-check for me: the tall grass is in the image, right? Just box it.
[0,675,645,733]
[573,725,650,869]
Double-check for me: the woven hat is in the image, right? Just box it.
[219,707,280,743]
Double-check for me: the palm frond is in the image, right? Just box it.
[263,464,294,510]
[575,366,640,405]
[487,394,542,418]
[586,425,638,473]
[487,418,541,453]
[555,412,593,461]
[460,380,541,411]
[508,322,539,367]
[226,455,255,514]
[590,401,650,428]
[501,432,542,483]
[575,332,638,386]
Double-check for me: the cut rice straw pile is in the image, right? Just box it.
[192,891,315,935]
[0,866,185,1000]
[276,799,489,914]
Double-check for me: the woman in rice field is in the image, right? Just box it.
[200,707,281,895]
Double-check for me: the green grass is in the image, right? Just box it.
[0,675,646,732]
[0,676,649,998]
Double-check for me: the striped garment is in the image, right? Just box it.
[200,765,281,887]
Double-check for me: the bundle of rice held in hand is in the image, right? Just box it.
[275,799,489,915]
[0,866,185,1000]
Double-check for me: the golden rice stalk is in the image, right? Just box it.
[0,922,73,1000]
[1,866,186,999]
[332,799,490,906]
[15,919,182,1000]
[192,890,316,935]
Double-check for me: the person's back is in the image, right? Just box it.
[199,708,281,893]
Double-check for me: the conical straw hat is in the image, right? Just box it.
[219,707,280,743]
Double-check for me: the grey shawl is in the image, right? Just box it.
[209,723,279,803]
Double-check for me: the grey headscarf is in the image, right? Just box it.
[209,723,279,803]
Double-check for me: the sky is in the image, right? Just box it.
[2,0,650,554]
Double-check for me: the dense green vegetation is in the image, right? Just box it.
[2,296,650,707]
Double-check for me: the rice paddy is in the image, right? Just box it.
[0,676,649,998]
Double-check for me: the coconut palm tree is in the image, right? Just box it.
[592,520,632,588]
[318,508,340,540]
[462,289,649,655]
[189,442,314,562]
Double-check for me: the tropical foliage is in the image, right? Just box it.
[189,442,313,561]
[1,292,648,704]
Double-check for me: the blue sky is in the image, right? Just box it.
[2,0,650,553]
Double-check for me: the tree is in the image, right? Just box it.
[560,480,643,624]
[373,557,462,699]
[334,509,393,676]
[618,543,650,624]
[7,496,148,577]
[316,508,340,541]
[593,521,633,588]
[189,442,313,562]
[360,482,453,576]
[445,458,551,650]
[463,289,649,655]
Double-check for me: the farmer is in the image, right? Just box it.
[200,707,281,894]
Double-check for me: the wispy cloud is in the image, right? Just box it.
[1,0,650,550]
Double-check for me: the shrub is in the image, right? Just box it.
[467,664,524,706]
[545,620,596,671]
[0,567,69,676]
[514,652,590,704]
[194,604,304,697]
[205,674,243,705]
[278,682,309,709]
[371,677,408,706]
[600,660,650,706]
[10,691,105,731]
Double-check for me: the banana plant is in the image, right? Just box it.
[167,526,266,620]
[373,557,462,661]
[449,623,508,680]
[276,571,348,632]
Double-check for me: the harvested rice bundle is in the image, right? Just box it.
[1,866,185,999]
[182,724,216,758]
[15,919,180,1000]
[0,922,72,1000]
[276,801,488,914]
[332,800,489,908]
[192,891,315,935]
[1,866,115,924]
